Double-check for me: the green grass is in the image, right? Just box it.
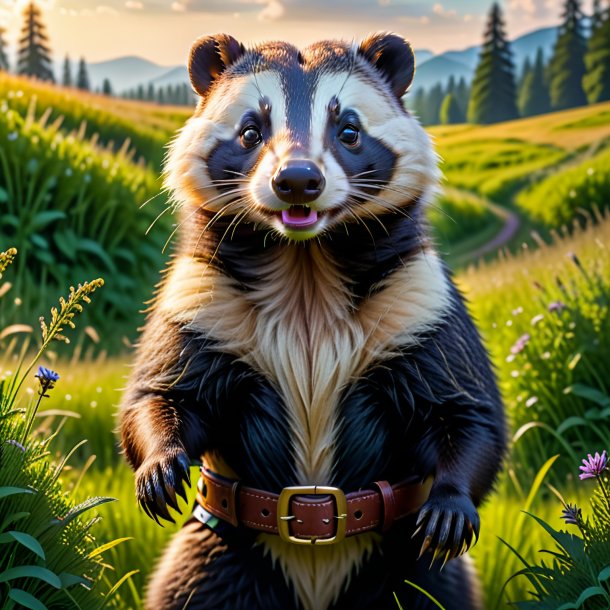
[0,73,189,169]
[516,147,610,227]
[428,188,501,250]
[460,210,610,485]
[436,138,568,203]
[0,93,170,349]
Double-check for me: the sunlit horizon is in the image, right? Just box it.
[0,0,596,67]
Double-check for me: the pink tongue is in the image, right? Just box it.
[281,208,318,227]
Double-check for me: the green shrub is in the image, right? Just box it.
[517,147,610,227]
[506,448,610,610]
[0,105,169,348]
[429,189,498,247]
[0,248,133,609]
[462,216,610,485]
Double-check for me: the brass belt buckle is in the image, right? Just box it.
[277,486,348,545]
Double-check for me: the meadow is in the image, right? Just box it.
[1,77,610,609]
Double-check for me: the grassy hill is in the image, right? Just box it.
[1,75,610,610]
[429,101,610,264]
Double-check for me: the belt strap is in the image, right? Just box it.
[197,467,432,544]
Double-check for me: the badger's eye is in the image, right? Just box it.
[338,124,359,147]
[240,125,262,149]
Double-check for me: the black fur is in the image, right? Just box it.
[124,33,506,610]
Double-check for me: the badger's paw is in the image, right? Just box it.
[413,485,479,568]
[135,447,191,524]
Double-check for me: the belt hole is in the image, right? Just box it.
[202,484,208,498]
[261,508,270,517]
[221,498,228,509]
[354,510,363,520]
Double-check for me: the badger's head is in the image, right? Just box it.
[165,33,440,243]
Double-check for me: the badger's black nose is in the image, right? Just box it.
[272,160,326,204]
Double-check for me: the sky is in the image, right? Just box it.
[0,0,596,66]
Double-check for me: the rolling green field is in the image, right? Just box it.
[1,76,610,610]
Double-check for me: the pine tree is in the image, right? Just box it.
[583,0,610,104]
[147,83,155,102]
[408,87,426,121]
[102,78,113,96]
[76,57,90,91]
[426,83,444,125]
[17,2,54,82]
[440,93,465,124]
[519,48,551,117]
[0,27,9,72]
[62,55,72,87]
[548,0,587,110]
[519,57,532,90]
[446,75,456,96]
[467,3,518,124]
[455,77,470,116]
[137,84,145,100]
[157,87,164,104]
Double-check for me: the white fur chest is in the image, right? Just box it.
[160,245,451,610]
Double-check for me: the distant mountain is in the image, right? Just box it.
[88,56,175,92]
[414,56,474,91]
[412,25,559,91]
[414,49,434,65]
[149,65,188,89]
[79,26,561,95]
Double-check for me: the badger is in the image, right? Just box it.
[120,32,506,610]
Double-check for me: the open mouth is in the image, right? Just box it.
[280,205,319,228]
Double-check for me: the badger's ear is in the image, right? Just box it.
[188,34,245,97]
[357,33,415,99]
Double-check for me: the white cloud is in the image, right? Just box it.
[125,0,144,9]
[432,3,457,18]
[257,0,284,21]
[96,5,119,15]
[171,1,185,10]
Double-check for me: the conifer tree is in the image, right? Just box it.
[76,57,90,91]
[17,2,54,82]
[446,75,456,96]
[518,57,532,90]
[137,84,145,100]
[62,55,72,87]
[455,77,470,116]
[409,87,426,121]
[467,3,518,124]
[548,0,587,110]
[102,78,113,96]
[147,83,155,101]
[440,93,465,124]
[519,48,551,117]
[0,27,9,72]
[426,83,444,125]
[583,0,610,104]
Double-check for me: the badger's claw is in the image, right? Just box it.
[414,486,479,567]
[135,447,191,524]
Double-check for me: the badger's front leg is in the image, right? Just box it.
[411,288,506,564]
[120,313,207,523]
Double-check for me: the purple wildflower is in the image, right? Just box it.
[579,450,608,480]
[5,440,26,452]
[510,333,531,355]
[548,300,565,313]
[560,503,582,526]
[35,366,60,397]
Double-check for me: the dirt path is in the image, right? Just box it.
[467,201,521,260]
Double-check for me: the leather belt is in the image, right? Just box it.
[196,467,433,546]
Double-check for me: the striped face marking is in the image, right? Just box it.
[165,40,439,244]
